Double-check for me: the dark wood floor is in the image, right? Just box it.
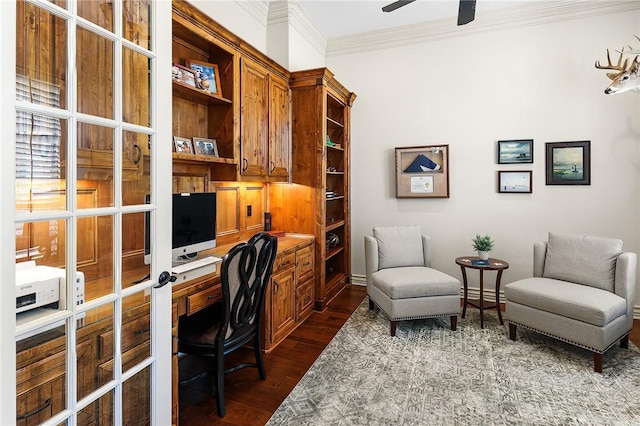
[178,284,640,425]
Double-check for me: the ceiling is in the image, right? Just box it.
[297,0,533,39]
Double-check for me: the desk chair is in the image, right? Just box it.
[178,232,278,417]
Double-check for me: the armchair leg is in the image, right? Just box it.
[594,353,603,373]
[508,323,517,341]
[390,321,397,337]
[369,297,375,311]
[621,334,629,349]
[450,316,457,331]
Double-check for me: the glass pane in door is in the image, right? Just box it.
[122,47,151,127]
[122,211,150,287]
[78,0,114,32]
[79,214,114,301]
[16,0,67,110]
[78,303,115,396]
[77,28,114,119]
[16,326,68,424]
[77,122,114,208]
[123,0,151,49]
[123,130,150,203]
[122,367,151,426]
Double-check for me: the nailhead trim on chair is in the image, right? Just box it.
[372,299,458,322]
[506,319,629,354]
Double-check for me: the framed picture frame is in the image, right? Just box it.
[395,145,450,198]
[173,136,194,154]
[545,141,590,185]
[498,170,532,193]
[497,139,533,164]
[186,59,222,96]
[192,137,219,157]
[171,63,197,88]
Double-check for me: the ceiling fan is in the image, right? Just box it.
[382,0,477,26]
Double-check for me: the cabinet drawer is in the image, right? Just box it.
[186,284,222,316]
[98,313,151,361]
[296,278,314,322]
[274,252,295,274]
[296,245,314,283]
[16,366,65,425]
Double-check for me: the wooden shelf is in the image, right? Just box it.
[172,80,232,105]
[326,144,344,152]
[325,220,345,232]
[325,246,344,260]
[172,152,237,165]
[326,116,344,128]
[326,171,344,175]
[326,195,344,202]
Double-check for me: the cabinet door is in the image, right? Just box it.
[268,75,290,179]
[240,58,269,178]
[270,267,296,344]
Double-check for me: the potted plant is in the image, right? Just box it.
[472,234,494,260]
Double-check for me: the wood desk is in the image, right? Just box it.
[171,234,315,426]
[455,256,509,329]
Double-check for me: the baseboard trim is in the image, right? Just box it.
[351,274,640,319]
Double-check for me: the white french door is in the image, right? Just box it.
[1,0,173,424]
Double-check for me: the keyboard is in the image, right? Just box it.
[171,256,222,274]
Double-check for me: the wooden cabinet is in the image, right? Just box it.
[239,57,291,181]
[262,238,315,351]
[172,1,290,185]
[273,68,356,311]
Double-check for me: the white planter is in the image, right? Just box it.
[477,251,489,260]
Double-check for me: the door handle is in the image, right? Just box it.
[154,271,177,288]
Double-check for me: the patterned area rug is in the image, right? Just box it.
[267,299,640,425]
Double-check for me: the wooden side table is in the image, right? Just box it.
[455,257,509,329]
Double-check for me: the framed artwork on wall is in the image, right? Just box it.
[395,145,450,198]
[498,170,532,193]
[545,141,590,185]
[497,139,533,164]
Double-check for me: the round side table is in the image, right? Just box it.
[455,257,509,329]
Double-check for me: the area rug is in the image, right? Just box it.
[267,299,640,425]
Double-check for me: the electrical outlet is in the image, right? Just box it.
[247,205,252,216]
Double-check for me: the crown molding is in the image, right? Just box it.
[326,1,640,57]
[267,0,327,56]
[236,0,270,27]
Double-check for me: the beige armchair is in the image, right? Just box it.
[365,226,461,336]
[504,232,637,373]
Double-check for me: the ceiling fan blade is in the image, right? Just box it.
[457,0,476,25]
[382,0,416,13]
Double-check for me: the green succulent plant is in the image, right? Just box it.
[471,234,494,252]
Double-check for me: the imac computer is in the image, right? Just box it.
[144,192,217,264]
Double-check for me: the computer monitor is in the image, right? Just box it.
[144,192,217,264]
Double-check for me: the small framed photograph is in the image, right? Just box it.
[498,170,532,193]
[186,59,222,96]
[545,141,590,185]
[395,145,450,198]
[192,137,219,157]
[497,139,533,164]
[171,63,197,88]
[173,136,194,154]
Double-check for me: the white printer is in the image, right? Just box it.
[15,261,85,314]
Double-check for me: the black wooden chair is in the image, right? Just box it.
[178,232,278,417]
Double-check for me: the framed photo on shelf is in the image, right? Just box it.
[545,141,590,185]
[171,63,197,88]
[498,170,532,193]
[186,59,222,96]
[497,139,533,164]
[395,145,450,198]
[173,136,194,154]
[193,137,219,157]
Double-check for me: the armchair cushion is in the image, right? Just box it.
[374,225,424,269]
[372,266,460,299]
[543,232,622,292]
[505,277,626,327]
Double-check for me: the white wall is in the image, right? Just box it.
[191,1,640,305]
[327,9,640,300]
